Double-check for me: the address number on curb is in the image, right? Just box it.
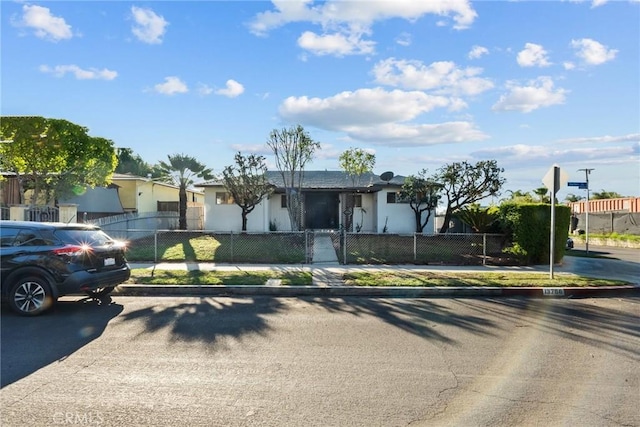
[543,288,565,296]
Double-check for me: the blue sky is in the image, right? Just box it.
[2,0,639,200]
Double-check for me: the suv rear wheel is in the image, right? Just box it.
[8,276,55,316]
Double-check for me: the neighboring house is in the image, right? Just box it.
[568,197,640,214]
[198,171,434,234]
[58,173,205,227]
[61,187,124,222]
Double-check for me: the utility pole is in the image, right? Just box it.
[578,168,594,253]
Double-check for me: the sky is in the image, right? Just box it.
[2,0,639,201]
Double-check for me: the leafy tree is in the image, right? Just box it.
[564,193,583,203]
[159,153,213,230]
[456,203,500,233]
[115,148,163,178]
[435,160,505,233]
[592,190,623,200]
[399,169,441,233]
[339,148,375,231]
[0,116,117,205]
[502,189,535,203]
[221,152,273,231]
[532,186,551,203]
[266,125,320,231]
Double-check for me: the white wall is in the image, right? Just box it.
[203,185,268,232]
[376,189,435,234]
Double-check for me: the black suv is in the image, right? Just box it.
[1,221,130,316]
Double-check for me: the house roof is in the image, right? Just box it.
[197,170,405,191]
[112,173,203,194]
[59,187,125,213]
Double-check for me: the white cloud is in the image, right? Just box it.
[570,38,617,65]
[395,32,412,47]
[153,76,188,95]
[372,58,494,96]
[468,45,489,60]
[297,30,375,56]
[563,61,576,70]
[215,80,245,98]
[39,65,117,80]
[12,4,73,42]
[131,6,168,44]
[492,77,567,113]
[517,43,551,67]
[249,0,477,56]
[557,133,640,144]
[197,83,214,96]
[278,87,488,146]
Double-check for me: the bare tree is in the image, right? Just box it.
[222,152,273,231]
[266,125,320,231]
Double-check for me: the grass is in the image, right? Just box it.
[127,269,313,286]
[342,271,630,287]
[125,269,630,287]
[126,232,307,263]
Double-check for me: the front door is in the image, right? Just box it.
[304,192,339,229]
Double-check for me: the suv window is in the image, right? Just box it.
[0,227,19,247]
[14,229,46,246]
[54,229,114,246]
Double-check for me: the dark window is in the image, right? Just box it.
[281,194,287,208]
[157,201,179,212]
[387,192,397,204]
[348,194,362,207]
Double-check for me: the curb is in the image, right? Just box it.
[114,284,640,298]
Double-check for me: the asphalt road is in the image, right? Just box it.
[1,296,639,427]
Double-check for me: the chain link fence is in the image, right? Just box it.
[117,229,508,265]
[337,232,505,265]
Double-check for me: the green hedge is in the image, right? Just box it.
[499,203,571,264]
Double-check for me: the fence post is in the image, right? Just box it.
[482,233,487,266]
[305,230,309,264]
[230,231,234,263]
[343,230,347,265]
[414,233,417,262]
[154,230,158,264]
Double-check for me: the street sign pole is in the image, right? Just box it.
[542,165,567,279]
[578,169,594,254]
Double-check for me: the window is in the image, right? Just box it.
[281,194,287,208]
[216,192,234,205]
[387,191,408,204]
[157,201,179,212]
[347,194,362,208]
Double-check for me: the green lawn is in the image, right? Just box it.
[127,269,312,286]
[341,271,630,287]
[126,232,307,263]
[126,269,630,287]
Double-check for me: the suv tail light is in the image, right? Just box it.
[52,245,92,256]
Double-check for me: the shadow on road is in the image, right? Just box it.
[121,296,498,346]
[455,297,640,359]
[1,298,123,388]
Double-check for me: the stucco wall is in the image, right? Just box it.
[375,190,435,234]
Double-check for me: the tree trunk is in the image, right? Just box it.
[414,210,424,233]
[241,211,248,231]
[179,187,187,230]
[439,207,453,233]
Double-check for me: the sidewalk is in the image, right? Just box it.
[118,256,640,299]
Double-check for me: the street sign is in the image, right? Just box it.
[542,165,568,194]
[568,181,588,189]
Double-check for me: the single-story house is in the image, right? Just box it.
[197,171,435,234]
